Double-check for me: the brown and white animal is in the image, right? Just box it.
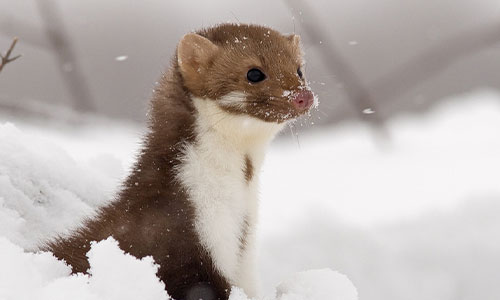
[45,23,315,300]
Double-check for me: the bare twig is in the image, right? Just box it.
[0,37,21,73]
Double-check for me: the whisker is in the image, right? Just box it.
[288,121,301,149]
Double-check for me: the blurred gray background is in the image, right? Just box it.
[1,0,499,127]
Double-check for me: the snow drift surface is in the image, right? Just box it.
[0,123,116,249]
[0,237,169,300]
[0,123,357,299]
[1,90,500,300]
[229,270,357,300]
[0,235,356,300]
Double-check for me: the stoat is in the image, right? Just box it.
[45,23,315,300]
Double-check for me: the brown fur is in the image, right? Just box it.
[45,58,231,299]
[243,155,254,183]
[44,23,309,300]
[180,24,307,123]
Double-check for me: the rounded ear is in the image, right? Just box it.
[287,34,301,49]
[177,33,219,81]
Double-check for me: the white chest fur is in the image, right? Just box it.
[177,96,283,295]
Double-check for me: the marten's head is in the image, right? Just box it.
[176,23,316,123]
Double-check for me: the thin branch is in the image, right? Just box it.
[0,37,21,73]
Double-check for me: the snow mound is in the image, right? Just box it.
[0,237,169,300]
[275,269,358,300]
[0,235,356,300]
[229,269,357,300]
[0,123,116,249]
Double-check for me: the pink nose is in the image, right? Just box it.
[292,90,314,111]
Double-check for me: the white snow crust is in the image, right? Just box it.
[1,90,500,300]
[0,237,169,300]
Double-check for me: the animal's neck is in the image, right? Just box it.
[191,97,284,156]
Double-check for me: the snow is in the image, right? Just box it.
[115,55,128,61]
[361,107,375,114]
[0,237,169,300]
[228,269,357,300]
[0,90,499,299]
[258,91,500,300]
[0,123,117,249]
[261,90,500,228]
[274,270,357,300]
[0,234,354,300]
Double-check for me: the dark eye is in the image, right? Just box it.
[247,68,266,83]
[297,67,303,78]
